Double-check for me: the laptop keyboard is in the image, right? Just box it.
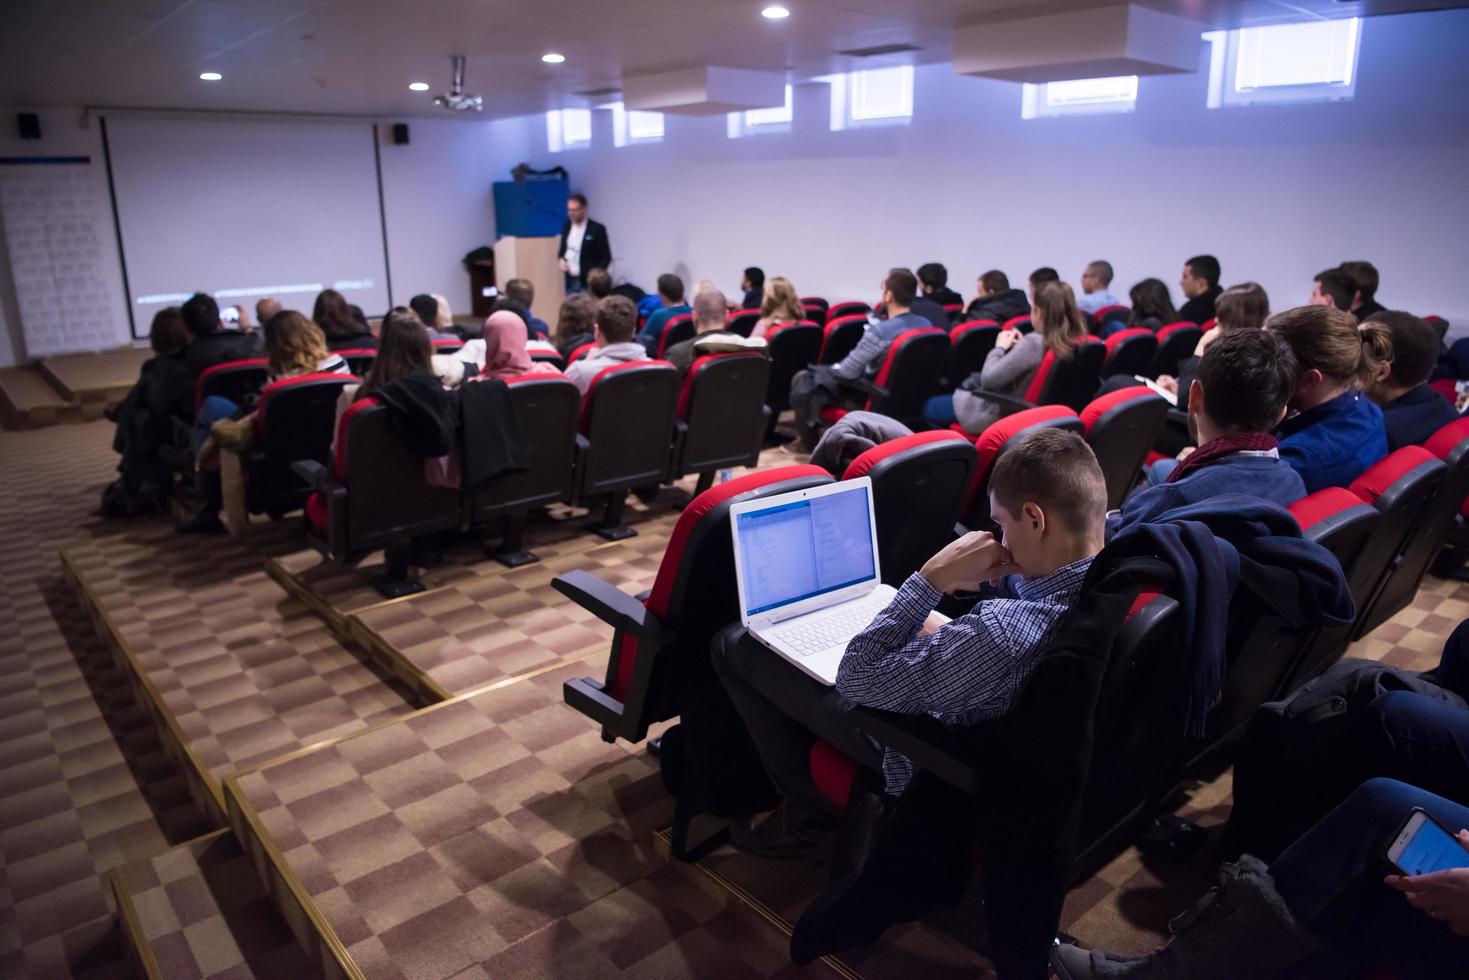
[769,594,889,657]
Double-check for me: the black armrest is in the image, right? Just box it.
[967,388,1036,419]
[850,706,983,795]
[553,570,653,638]
[563,676,625,735]
[841,376,889,400]
[1165,407,1189,429]
[292,459,337,494]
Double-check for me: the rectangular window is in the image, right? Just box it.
[1022,75,1138,119]
[1207,18,1361,108]
[727,84,793,138]
[609,102,664,147]
[546,108,591,152]
[828,66,913,130]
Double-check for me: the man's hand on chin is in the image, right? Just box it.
[920,531,1023,595]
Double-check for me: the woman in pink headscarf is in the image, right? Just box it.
[478,310,562,381]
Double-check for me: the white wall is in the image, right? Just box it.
[513,9,1469,330]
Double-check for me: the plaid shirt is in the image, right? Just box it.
[835,559,1093,794]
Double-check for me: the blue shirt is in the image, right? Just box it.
[835,559,1092,793]
[637,303,691,349]
[1107,450,1306,540]
[1077,289,1120,314]
[1277,389,1388,493]
[526,314,551,340]
[1382,384,1459,451]
[831,312,930,381]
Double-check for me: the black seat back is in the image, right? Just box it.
[577,361,681,497]
[469,375,580,521]
[195,359,268,414]
[657,314,695,357]
[341,402,460,554]
[249,372,355,517]
[818,315,866,365]
[675,354,770,478]
[946,321,999,388]
[1100,328,1159,379]
[1151,323,1202,379]
[1348,447,1447,638]
[1036,339,1105,411]
[764,321,822,415]
[867,328,949,424]
[1081,387,1170,510]
[725,310,761,337]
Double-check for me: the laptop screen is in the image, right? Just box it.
[735,483,877,617]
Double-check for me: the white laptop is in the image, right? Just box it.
[730,477,896,685]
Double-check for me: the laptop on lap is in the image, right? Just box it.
[730,478,896,685]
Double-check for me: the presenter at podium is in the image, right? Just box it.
[558,193,612,293]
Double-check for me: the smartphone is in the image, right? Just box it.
[221,305,241,324]
[1386,807,1469,876]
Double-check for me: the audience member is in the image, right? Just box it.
[181,291,262,377]
[255,296,282,325]
[917,262,964,308]
[477,310,562,381]
[504,278,551,339]
[558,193,611,292]
[1311,268,1358,313]
[585,268,613,300]
[664,288,767,374]
[1269,305,1391,492]
[1341,260,1386,320]
[1113,329,1304,537]
[565,296,648,395]
[740,267,765,311]
[409,293,459,340]
[554,292,598,358]
[931,281,1088,434]
[314,289,377,351]
[752,276,807,339]
[1362,310,1459,449]
[1077,260,1120,315]
[636,274,691,353]
[333,309,434,436]
[1160,281,1271,398]
[1178,254,1223,325]
[1128,278,1177,331]
[104,307,193,515]
[713,428,1105,857]
[1029,266,1060,302]
[964,270,1030,323]
[900,264,951,328]
[1054,777,1469,980]
[788,269,929,450]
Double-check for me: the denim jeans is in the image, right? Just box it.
[191,395,239,456]
[922,393,957,426]
[1273,777,1469,979]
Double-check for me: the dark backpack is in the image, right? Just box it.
[1257,658,1463,745]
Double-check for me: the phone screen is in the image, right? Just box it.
[1393,813,1469,875]
[221,305,241,323]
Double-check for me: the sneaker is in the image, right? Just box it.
[729,804,833,861]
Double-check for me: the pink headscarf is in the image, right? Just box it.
[481,311,545,380]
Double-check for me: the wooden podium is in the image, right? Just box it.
[493,236,564,326]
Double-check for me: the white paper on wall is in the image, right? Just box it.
[0,162,123,358]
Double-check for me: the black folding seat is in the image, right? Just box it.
[1093,304,1132,332]
[1150,322,1202,379]
[296,397,461,597]
[528,347,566,371]
[243,371,356,519]
[465,375,580,566]
[802,297,829,326]
[194,359,269,416]
[945,320,999,391]
[566,342,596,365]
[1079,386,1170,510]
[557,464,833,743]
[724,309,762,337]
[1429,417,1469,578]
[763,321,822,437]
[1001,314,1032,334]
[669,353,770,494]
[818,314,867,365]
[841,431,977,585]
[1346,446,1448,639]
[338,348,376,376]
[817,327,949,430]
[655,313,695,357]
[570,360,681,539]
[432,337,464,355]
[1356,421,1469,631]
[826,300,871,322]
[966,338,1106,416]
[953,405,1084,529]
[941,302,964,325]
[1100,327,1159,379]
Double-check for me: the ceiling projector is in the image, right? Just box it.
[434,56,483,112]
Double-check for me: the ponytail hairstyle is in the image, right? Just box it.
[1033,281,1088,359]
[760,276,805,323]
[1266,304,1392,389]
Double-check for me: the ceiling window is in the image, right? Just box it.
[546,108,592,152]
[727,84,793,138]
[608,102,665,147]
[1022,75,1138,119]
[1206,18,1361,108]
[829,65,913,131]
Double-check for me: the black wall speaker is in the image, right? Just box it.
[391,123,409,145]
[18,113,40,140]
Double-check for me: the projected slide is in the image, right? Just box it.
[105,116,390,331]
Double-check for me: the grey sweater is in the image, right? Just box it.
[952,332,1046,435]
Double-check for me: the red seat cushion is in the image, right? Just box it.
[1079,385,1160,435]
[1144,450,1169,467]
[973,405,1078,490]
[841,430,970,481]
[1348,446,1439,505]
[819,405,850,424]
[307,393,376,531]
[1289,487,1370,530]
[810,740,858,809]
[1424,417,1469,460]
[305,492,328,530]
[1022,350,1056,403]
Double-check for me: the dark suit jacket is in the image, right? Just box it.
[558,219,612,279]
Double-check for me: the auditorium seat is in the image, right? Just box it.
[1425,314,1450,348]
[802,298,829,326]
[296,397,461,598]
[1002,314,1032,334]
[1079,386,1170,510]
[843,430,977,585]
[945,320,1000,391]
[193,358,269,415]
[465,375,580,567]
[963,338,1107,418]
[431,337,463,355]
[817,327,949,429]
[1100,327,1159,379]
[1429,417,1469,578]
[557,465,832,745]
[955,405,1084,529]
[941,302,963,325]
[243,371,356,519]
[826,300,871,322]
[656,313,696,357]
[337,348,377,377]
[724,309,762,338]
[567,342,596,364]
[570,360,681,540]
[1349,445,1451,638]
[669,354,770,495]
[763,321,821,441]
[528,347,566,371]
[1093,304,1131,332]
[818,314,867,365]
[1151,322,1203,379]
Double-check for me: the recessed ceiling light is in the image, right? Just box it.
[762,5,790,19]
[408,81,430,92]
[542,52,566,64]
[199,71,222,81]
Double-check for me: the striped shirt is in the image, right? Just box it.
[835,558,1093,794]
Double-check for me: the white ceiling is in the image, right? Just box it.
[1,0,1464,120]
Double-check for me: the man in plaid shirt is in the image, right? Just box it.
[714,428,1109,860]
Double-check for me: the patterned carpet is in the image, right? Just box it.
[3,418,1466,979]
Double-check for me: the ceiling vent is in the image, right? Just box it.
[623,66,786,115]
[953,5,1201,83]
[433,55,483,112]
[836,42,921,58]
